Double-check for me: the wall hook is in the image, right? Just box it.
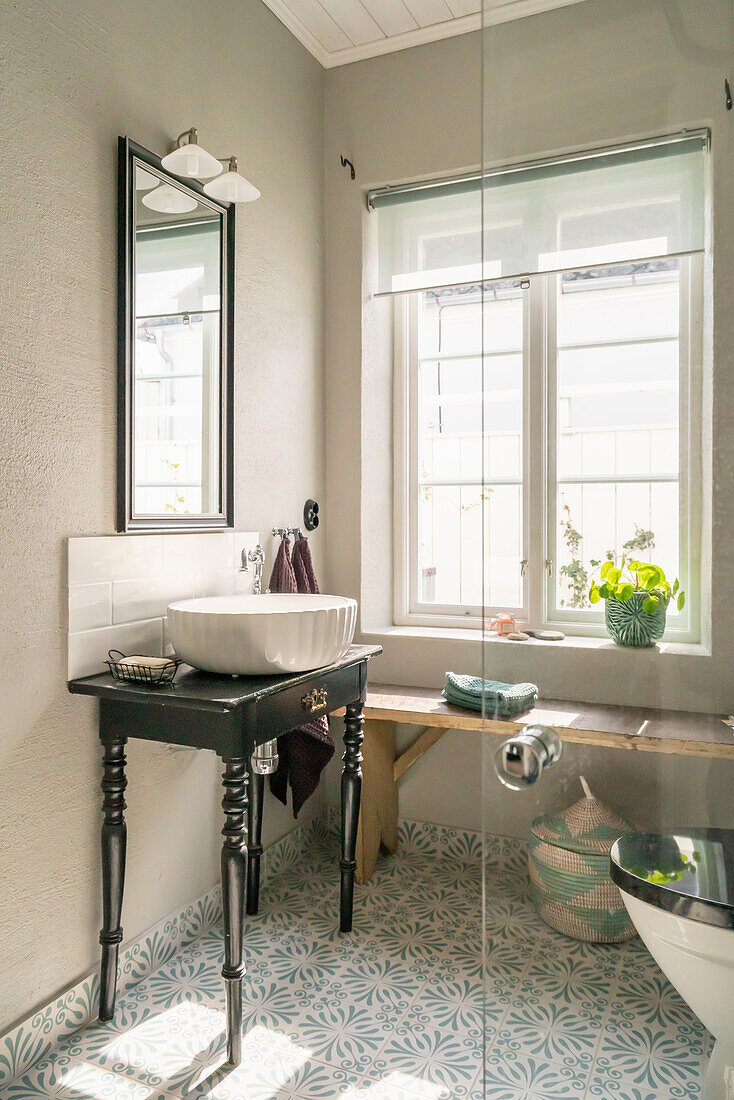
[726,78,732,110]
[340,155,355,180]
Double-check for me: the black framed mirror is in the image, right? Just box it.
[117,137,234,531]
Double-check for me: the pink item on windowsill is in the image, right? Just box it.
[490,612,518,636]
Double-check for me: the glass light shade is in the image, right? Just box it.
[161,142,223,180]
[135,166,158,191]
[142,184,199,214]
[203,169,261,203]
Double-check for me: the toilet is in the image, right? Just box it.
[611,829,734,1100]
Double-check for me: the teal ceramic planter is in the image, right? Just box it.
[605,592,669,647]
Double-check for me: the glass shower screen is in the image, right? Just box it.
[479,2,730,1098]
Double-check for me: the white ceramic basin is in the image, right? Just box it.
[167,593,358,676]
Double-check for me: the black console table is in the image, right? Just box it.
[68,643,382,1066]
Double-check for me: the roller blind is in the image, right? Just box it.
[369,132,708,296]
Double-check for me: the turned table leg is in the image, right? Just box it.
[246,765,264,916]
[340,700,365,933]
[99,735,128,1022]
[221,758,248,1066]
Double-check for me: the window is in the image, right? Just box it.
[375,134,708,640]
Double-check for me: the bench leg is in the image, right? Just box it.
[356,719,398,884]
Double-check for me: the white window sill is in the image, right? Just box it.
[362,623,710,659]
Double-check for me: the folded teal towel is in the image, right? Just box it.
[443,672,538,717]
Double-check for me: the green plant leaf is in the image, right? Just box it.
[589,585,601,604]
[677,592,686,610]
[643,595,660,615]
[672,578,679,596]
[600,560,614,580]
[617,583,634,601]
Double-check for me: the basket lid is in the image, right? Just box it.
[531,778,635,855]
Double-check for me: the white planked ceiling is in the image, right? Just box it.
[260,0,590,66]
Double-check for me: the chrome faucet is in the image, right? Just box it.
[240,544,266,594]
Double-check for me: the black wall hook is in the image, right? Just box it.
[726,78,732,111]
[340,155,355,180]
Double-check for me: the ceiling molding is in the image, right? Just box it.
[260,0,591,68]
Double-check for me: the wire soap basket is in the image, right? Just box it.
[105,650,180,687]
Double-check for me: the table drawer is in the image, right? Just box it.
[253,663,363,741]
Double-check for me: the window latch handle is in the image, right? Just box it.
[520,559,528,577]
[545,558,553,577]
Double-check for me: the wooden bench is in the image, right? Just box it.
[349,685,734,883]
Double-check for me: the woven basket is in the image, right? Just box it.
[529,780,637,943]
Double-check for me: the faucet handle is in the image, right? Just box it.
[248,544,265,564]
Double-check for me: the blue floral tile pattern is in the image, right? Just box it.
[0,811,710,1100]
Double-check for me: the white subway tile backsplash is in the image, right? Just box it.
[67,530,259,681]
[162,532,233,578]
[68,583,112,632]
[112,575,195,625]
[69,535,163,585]
[194,572,233,598]
[68,619,163,680]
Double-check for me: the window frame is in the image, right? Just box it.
[394,256,703,642]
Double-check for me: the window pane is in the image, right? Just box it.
[415,283,524,613]
[134,312,220,516]
[418,485,522,609]
[554,261,682,614]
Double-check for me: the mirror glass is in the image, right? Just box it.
[119,141,233,530]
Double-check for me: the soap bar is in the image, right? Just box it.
[507,632,530,641]
[117,655,173,669]
[526,629,565,641]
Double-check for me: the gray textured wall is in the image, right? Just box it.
[0,0,324,1032]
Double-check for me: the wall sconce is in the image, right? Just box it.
[161,127,260,203]
[141,182,198,214]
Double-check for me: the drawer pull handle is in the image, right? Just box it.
[302,687,328,713]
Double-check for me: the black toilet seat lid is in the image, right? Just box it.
[610,828,734,930]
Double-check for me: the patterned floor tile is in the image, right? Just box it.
[183,1026,361,1098]
[289,994,395,1072]
[594,1015,709,1095]
[404,976,484,1037]
[372,1023,483,1097]
[481,1050,589,1097]
[493,994,603,1069]
[320,951,430,1014]
[585,1062,703,1099]
[348,1070,449,1098]
[1,827,711,1100]
[519,953,617,1014]
[65,999,227,1096]
[0,1053,173,1098]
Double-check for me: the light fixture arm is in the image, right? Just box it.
[170,126,199,152]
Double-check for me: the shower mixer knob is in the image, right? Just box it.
[495,724,563,790]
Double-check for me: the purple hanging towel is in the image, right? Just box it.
[269,535,334,817]
[268,537,297,594]
[291,535,320,594]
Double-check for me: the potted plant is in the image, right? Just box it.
[589,559,685,648]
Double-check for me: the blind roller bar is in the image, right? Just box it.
[372,248,703,299]
[367,129,709,210]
